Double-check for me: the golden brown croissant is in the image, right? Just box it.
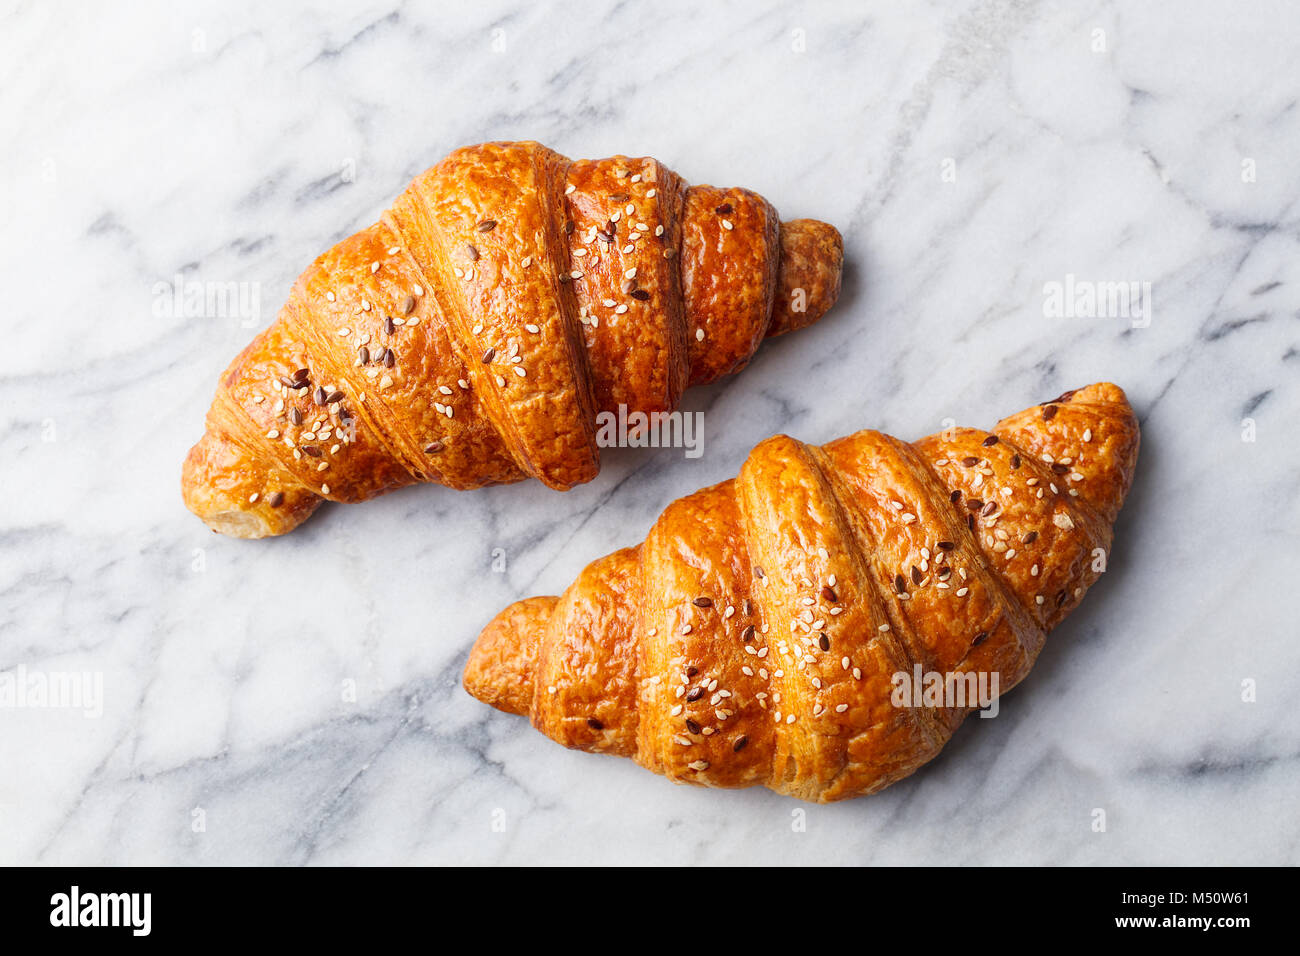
[182,141,843,537]
[464,383,1139,802]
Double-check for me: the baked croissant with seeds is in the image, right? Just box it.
[182,140,843,537]
[464,383,1139,803]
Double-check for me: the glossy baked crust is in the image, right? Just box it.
[182,141,844,537]
[464,383,1140,803]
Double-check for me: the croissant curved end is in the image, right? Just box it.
[768,218,843,338]
[182,429,321,539]
[463,596,554,715]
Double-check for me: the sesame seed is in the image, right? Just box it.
[695,328,705,342]
[513,366,526,377]
[721,219,733,231]
[564,184,576,195]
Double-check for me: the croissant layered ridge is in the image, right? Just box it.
[464,383,1140,802]
[182,141,844,537]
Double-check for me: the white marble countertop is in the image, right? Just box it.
[3,0,1297,865]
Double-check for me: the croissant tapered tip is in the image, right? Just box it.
[182,429,321,539]
[463,596,555,716]
[768,218,843,338]
[995,381,1140,526]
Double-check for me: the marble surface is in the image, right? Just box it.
[3,0,1298,865]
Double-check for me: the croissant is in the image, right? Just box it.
[182,141,843,537]
[464,383,1139,802]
